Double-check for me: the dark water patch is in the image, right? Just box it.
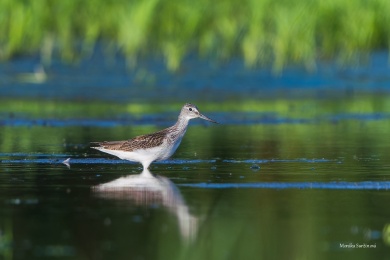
[180,181,390,190]
[33,245,77,258]
[6,198,40,205]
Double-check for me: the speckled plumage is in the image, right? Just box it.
[92,130,168,152]
[91,103,218,169]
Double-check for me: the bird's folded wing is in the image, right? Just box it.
[91,131,166,152]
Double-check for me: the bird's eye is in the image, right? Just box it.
[189,108,192,111]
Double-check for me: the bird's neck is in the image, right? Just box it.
[174,116,190,131]
[166,116,189,142]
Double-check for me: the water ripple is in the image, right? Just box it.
[0,156,215,165]
[224,158,336,163]
[180,181,390,190]
[0,153,333,165]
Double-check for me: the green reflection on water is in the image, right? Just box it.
[2,95,390,118]
[0,218,13,260]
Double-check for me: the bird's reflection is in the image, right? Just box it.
[92,169,198,241]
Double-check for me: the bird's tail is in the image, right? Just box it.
[90,142,103,149]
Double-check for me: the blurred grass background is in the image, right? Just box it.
[1,0,390,72]
[2,96,390,118]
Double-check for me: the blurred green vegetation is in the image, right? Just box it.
[0,0,389,71]
[2,95,390,119]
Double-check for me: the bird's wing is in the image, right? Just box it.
[91,140,131,150]
[91,130,167,152]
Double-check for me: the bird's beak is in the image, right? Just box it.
[199,113,219,124]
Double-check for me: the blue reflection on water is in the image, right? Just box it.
[1,112,390,127]
[0,48,389,102]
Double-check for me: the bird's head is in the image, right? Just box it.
[181,103,218,123]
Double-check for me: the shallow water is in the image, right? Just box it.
[1,53,390,259]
